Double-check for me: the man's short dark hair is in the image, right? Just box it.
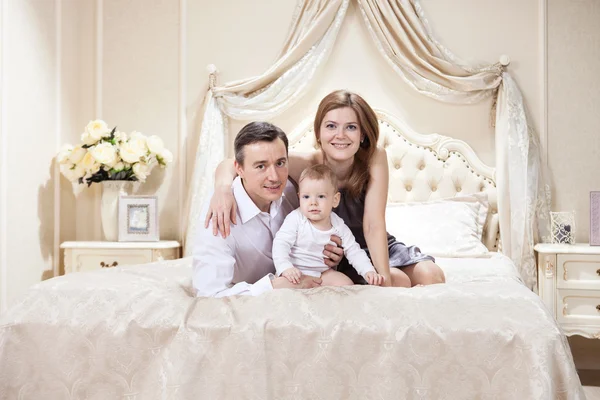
[234,122,289,165]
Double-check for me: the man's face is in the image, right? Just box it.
[235,138,289,212]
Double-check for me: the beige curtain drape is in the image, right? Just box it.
[357,0,503,102]
[356,0,550,289]
[183,0,350,256]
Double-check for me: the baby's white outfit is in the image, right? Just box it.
[272,209,375,278]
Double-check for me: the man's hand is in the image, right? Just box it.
[271,274,322,290]
[297,274,322,289]
[324,235,344,268]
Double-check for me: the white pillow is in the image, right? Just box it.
[385,193,490,257]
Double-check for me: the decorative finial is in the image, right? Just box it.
[206,64,217,74]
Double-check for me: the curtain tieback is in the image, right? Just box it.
[490,87,500,128]
[489,55,510,127]
[206,64,223,97]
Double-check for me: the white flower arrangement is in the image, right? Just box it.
[57,120,173,193]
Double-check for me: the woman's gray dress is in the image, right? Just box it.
[333,188,434,284]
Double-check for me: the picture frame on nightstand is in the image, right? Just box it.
[118,195,159,242]
[591,191,600,246]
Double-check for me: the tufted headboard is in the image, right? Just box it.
[288,109,500,252]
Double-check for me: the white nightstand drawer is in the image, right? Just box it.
[61,241,181,274]
[557,254,600,290]
[69,249,152,273]
[557,289,600,325]
[536,243,600,339]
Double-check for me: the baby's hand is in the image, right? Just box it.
[282,267,302,284]
[365,271,385,286]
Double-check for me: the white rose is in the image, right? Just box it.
[68,145,87,164]
[114,131,128,143]
[80,151,100,174]
[90,142,118,167]
[158,148,173,165]
[130,131,146,142]
[146,135,165,154]
[85,120,111,140]
[113,162,125,172]
[56,144,73,164]
[133,162,151,183]
[120,138,147,163]
[59,163,86,182]
[81,132,98,146]
[59,163,76,181]
[72,164,86,180]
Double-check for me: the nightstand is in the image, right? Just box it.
[535,243,600,339]
[60,241,181,274]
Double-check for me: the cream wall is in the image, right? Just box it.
[0,0,598,311]
[0,0,100,312]
[548,0,600,243]
[1,0,63,312]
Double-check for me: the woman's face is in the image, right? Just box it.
[318,107,362,163]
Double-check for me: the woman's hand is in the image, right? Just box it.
[204,186,237,238]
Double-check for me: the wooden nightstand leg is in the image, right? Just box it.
[64,250,72,274]
[537,253,556,315]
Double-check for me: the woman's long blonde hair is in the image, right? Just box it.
[314,90,379,198]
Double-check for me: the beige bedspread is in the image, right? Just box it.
[0,255,585,399]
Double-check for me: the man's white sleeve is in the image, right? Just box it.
[193,220,273,298]
[272,210,300,276]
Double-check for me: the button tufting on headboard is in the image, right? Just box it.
[287,109,499,251]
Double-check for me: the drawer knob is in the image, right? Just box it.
[597,305,600,312]
[597,269,600,276]
[100,261,118,268]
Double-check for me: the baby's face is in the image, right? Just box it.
[298,178,339,223]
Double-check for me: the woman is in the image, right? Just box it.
[206,90,445,287]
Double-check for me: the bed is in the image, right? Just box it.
[0,111,585,399]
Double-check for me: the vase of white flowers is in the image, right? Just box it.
[100,180,133,240]
[57,120,173,241]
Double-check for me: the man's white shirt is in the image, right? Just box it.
[193,177,298,297]
[272,209,375,278]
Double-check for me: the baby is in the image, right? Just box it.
[273,164,385,287]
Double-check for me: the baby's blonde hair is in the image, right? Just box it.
[299,164,338,192]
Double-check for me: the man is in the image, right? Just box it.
[193,121,343,297]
